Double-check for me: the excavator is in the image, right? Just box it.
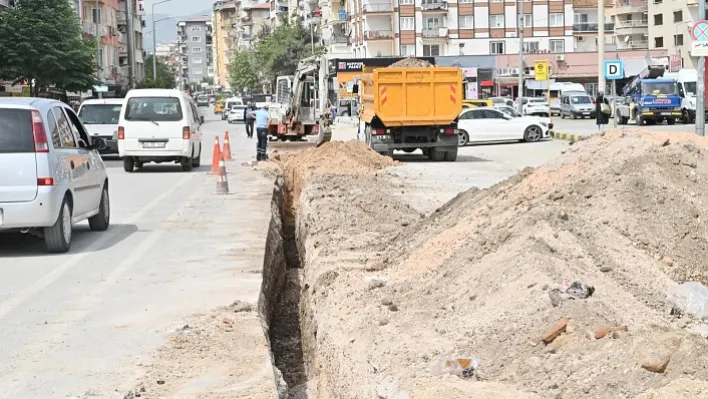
[269,55,332,146]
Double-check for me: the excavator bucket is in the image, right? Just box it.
[315,120,332,147]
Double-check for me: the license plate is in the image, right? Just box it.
[583,112,590,115]
[142,142,166,148]
[661,112,671,116]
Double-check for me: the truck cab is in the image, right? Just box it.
[615,65,682,126]
[664,69,697,124]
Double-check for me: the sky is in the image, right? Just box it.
[142,0,213,18]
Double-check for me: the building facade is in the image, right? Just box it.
[213,0,237,89]
[177,17,214,89]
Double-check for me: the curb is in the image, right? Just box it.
[551,132,588,142]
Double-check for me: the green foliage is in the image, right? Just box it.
[0,0,98,95]
[229,50,261,95]
[201,76,214,85]
[138,55,176,89]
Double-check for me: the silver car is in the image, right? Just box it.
[0,98,110,253]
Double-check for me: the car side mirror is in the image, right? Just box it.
[200,116,205,124]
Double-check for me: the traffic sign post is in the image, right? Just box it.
[691,20,708,136]
[604,60,623,128]
[534,61,551,121]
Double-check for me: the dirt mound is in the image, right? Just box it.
[276,140,396,215]
[295,129,708,397]
[389,57,433,68]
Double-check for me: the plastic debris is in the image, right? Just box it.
[431,356,480,379]
[667,282,708,319]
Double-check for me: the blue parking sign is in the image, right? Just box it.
[604,60,623,80]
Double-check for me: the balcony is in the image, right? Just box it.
[573,22,615,32]
[615,19,648,34]
[617,40,648,50]
[572,0,613,7]
[82,20,108,36]
[327,35,349,45]
[422,27,448,37]
[363,3,393,12]
[421,0,446,11]
[364,30,393,40]
[688,0,698,6]
[615,0,647,14]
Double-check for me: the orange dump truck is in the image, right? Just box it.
[355,67,463,162]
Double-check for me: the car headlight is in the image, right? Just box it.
[674,107,682,112]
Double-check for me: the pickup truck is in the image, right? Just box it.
[355,66,462,162]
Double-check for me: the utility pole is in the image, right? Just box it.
[95,0,103,99]
[126,0,135,89]
[598,0,605,96]
[152,0,173,81]
[516,0,524,113]
[698,1,706,136]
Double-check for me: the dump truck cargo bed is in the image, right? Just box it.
[360,67,463,127]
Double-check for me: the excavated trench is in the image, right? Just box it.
[258,176,313,398]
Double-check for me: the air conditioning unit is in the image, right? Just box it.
[555,54,565,61]
[509,67,520,75]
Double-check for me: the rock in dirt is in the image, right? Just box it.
[541,319,569,344]
[565,282,594,299]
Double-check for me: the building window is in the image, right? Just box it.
[574,13,589,23]
[399,0,414,4]
[400,44,415,56]
[92,7,102,23]
[673,10,682,22]
[400,16,414,30]
[423,44,440,56]
[654,36,663,48]
[193,57,203,64]
[549,39,564,53]
[523,14,532,27]
[191,36,201,42]
[674,34,683,46]
[424,16,443,29]
[490,15,504,28]
[653,13,662,25]
[192,47,203,53]
[193,68,203,75]
[523,41,539,52]
[459,15,473,29]
[549,13,563,27]
[490,41,505,54]
[191,25,201,31]
[458,0,473,3]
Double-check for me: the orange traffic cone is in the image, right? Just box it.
[216,151,229,195]
[222,131,232,161]
[210,136,221,175]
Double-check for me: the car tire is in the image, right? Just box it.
[44,197,72,253]
[523,126,543,142]
[192,145,201,167]
[123,157,134,172]
[89,185,110,232]
[181,156,194,172]
[458,130,469,146]
[561,113,566,119]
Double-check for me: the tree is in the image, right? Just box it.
[253,17,323,86]
[229,50,261,95]
[138,55,176,89]
[0,0,97,96]
[201,76,214,85]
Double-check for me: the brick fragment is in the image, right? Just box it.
[541,319,569,344]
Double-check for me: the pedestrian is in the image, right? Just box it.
[329,101,337,122]
[243,101,255,138]
[596,91,611,132]
[249,104,271,161]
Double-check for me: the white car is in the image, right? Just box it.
[118,89,203,172]
[227,106,246,123]
[456,107,551,146]
[77,98,124,155]
[0,97,110,253]
[523,98,551,116]
[496,104,553,126]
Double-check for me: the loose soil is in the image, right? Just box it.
[388,57,434,68]
[277,130,708,398]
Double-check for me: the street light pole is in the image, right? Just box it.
[95,0,102,99]
[598,0,605,96]
[152,0,173,81]
[516,0,524,113]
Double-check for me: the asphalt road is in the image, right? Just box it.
[551,116,698,136]
[0,108,272,398]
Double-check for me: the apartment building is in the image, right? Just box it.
[117,0,146,87]
[232,1,271,50]
[177,17,214,88]
[82,0,122,85]
[213,0,238,88]
[318,0,351,56]
[572,0,615,52]
[648,0,700,68]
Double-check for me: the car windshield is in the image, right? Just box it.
[641,82,678,96]
[498,106,521,117]
[78,104,122,124]
[125,97,183,122]
[684,82,696,96]
[570,96,592,104]
[0,108,33,153]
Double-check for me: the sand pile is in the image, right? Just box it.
[275,140,396,215]
[389,57,433,68]
[296,129,708,398]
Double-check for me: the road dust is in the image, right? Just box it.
[282,130,708,398]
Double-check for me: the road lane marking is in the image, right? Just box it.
[0,175,205,392]
[0,173,197,323]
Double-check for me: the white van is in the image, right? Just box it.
[664,69,697,123]
[77,98,124,155]
[118,89,203,172]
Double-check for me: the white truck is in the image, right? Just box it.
[664,69,697,124]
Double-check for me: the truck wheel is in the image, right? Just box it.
[667,118,676,125]
[647,119,657,126]
[378,150,393,158]
[429,147,445,162]
[683,109,692,124]
[444,147,458,162]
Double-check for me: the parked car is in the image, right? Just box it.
[560,94,596,119]
[223,97,244,120]
[0,97,110,253]
[118,89,204,172]
[495,104,554,128]
[522,98,550,116]
[77,98,124,156]
[456,107,550,146]
[196,95,209,107]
